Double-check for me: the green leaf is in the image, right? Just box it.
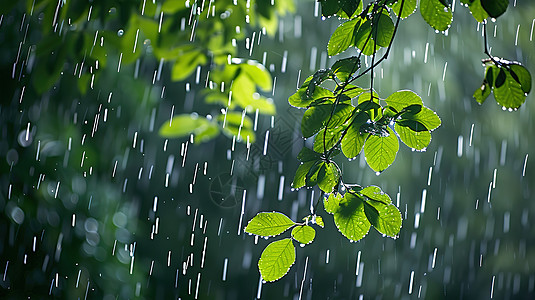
[480,0,508,18]
[333,193,371,241]
[420,0,453,31]
[401,107,441,131]
[301,104,332,138]
[364,127,399,173]
[363,202,402,238]
[390,0,417,19]
[291,225,316,244]
[297,147,322,162]
[385,90,423,111]
[341,112,369,159]
[307,69,333,97]
[317,162,341,193]
[313,127,344,154]
[509,63,532,94]
[289,77,334,108]
[315,215,325,228]
[493,68,527,109]
[332,56,360,82]
[218,112,256,143]
[258,238,296,282]
[328,103,354,128]
[245,212,296,237]
[324,193,342,214]
[359,186,391,204]
[372,12,395,47]
[328,18,360,56]
[241,61,272,91]
[171,50,207,81]
[292,161,316,189]
[159,114,220,143]
[473,82,492,104]
[467,0,489,22]
[395,124,432,150]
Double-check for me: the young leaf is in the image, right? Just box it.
[493,69,527,109]
[258,238,296,282]
[467,0,489,22]
[317,162,340,193]
[292,161,316,189]
[328,18,360,56]
[359,186,392,204]
[291,225,316,245]
[420,0,453,31]
[473,82,492,104]
[394,124,432,150]
[364,127,399,173]
[324,192,343,214]
[245,212,296,237]
[480,0,508,18]
[314,215,325,228]
[363,201,402,238]
[333,193,371,242]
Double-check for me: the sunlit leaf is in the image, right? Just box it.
[292,161,316,189]
[171,50,207,81]
[467,0,489,22]
[395,124,432,150]
[328,18,360,56]
[159,114,220,143]
[359,186,391,204]
[315,215,325,228]
[473,82,492,104]
[291,225,316,244]
[245,212,296,237]
[363,201,402,238]
[324,192,342,214]
[341,112,369,159]
[333,193,371,241]
[364,127,399,173]
[401,107,441,131]
[258,238,296,282]
[390,0,417,19]
[385,90,424,111]
[313,127,344,154]
[241,61,273,91]
[420,0,453,31]
[317,162,340,193]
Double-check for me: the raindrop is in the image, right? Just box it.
[117,29,124,36]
